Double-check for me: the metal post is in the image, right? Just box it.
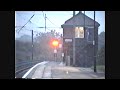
[54,53,56,62]
[73,11,76,66]
[84,11,86,67]
[94,11,97,72]
[61,45,62,62]
[61,34,64,64]
[32,30,33,60]
[54,47,57,62]
[65,51,67,66]
[45,14,46,31]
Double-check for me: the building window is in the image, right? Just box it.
[87,28,94,41]
[75,27,84,38]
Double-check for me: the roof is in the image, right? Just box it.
[61,12,100,28]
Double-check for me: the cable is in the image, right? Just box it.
[46,16,59,27]
[42,12,58,32]
[42,12,58,27]
[29,15,62,29]
[16,25,61,29]
[16,11,62,34]
[17,13,35,33]
[29,21,40,28]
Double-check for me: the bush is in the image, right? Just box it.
[91,65,105,72]
[96,46,105,65]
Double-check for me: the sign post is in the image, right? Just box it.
[52,39,59,62]
[54,49,57,62]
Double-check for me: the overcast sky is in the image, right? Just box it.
[15,11,105,38]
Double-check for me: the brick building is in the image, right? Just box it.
[61,11,100,67]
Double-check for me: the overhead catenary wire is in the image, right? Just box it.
[42,11,47,31]
[46,16,59,27]
[16,27,37,33]
[16,26,62,28]
[16,12,61,29]
[17,13,35,33]
[16,11,64,37]
[16,25,61,34]
[16,11,63,33]
[16,27,51,36]
[42,12,60,32]
[42,11,59,27]
[16,12,45,34]
[29,20,44,28]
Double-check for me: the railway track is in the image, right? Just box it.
[16,61,59,79]
[15,66,32,78]
[15,60,44,78]
[30,61,53,79]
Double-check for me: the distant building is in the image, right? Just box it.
[61,12,100,67]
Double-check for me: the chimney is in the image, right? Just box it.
[73,11,75,16]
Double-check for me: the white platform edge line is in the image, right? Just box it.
[22,61,49,78]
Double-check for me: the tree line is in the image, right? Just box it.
[96,31,105,65]
[15,30,62,62]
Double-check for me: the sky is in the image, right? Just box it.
[15,11,105,38]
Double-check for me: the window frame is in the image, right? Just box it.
[75,27,84,38]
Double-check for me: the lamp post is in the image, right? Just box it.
[94,11,97,72]
[73,11,76,66]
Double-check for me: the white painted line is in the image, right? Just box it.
[31,65,46,78]
[32,78,36,79]
[22,61,48,78]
